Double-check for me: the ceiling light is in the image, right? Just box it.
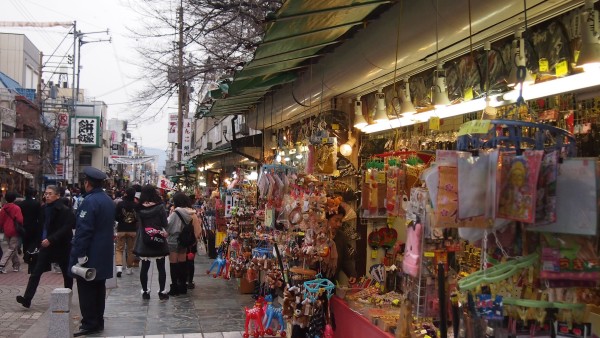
[400,78,416,116]
[507,29,535,86]
[577,0,600,72]
[373,88,388,123]
[339,131,356,157]
[432,64,450,108]
[248,171,258,180]
[353,98,368,129]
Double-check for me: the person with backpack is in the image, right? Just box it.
[115,188,138,277]
[166,192,201,296]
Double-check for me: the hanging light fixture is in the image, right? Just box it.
[577,0,600,72]
[507,29,535,86]
[353,97,368,129]
[432,63,450,108]
[373,88,388,123]
[295,143,303,159]
[339,131,356,157]
[400,78,417,116]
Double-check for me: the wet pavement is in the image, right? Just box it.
[0,238,255,337]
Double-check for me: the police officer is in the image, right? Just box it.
[70,167,115,337]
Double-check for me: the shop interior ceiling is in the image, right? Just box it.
[207,0,586,130]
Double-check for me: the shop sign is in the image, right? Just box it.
[56,163,64,175]
[52,136,61,165]
[182,118,192,160]
[167,114,178,143]
[58,113,69,127]
[12,138,28,154]
[27,139,41,151]
[457,120,491,136]
[69,116,100,147]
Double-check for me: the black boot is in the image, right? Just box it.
[186,258,195,289]
[168,263,179,296]
[177,262,188,294]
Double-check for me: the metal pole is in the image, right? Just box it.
[70,21,77,185]
[37,51,44,192]
[176,3,184,162]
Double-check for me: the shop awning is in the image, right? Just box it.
[203,0,392,118]
[191,133,264,165]
[6,166,34,180]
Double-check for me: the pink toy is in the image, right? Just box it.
[244,297,266,338]
[402,221,423,278]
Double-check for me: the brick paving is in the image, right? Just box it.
[0,238,259,337]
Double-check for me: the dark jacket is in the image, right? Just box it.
[133,202,169,258]
[17,198,42,247]
[40,200,75,256]
[334,232,357,281]
[115,199,138,232]
[69,188,116,280]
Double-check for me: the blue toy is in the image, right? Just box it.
[262,294,286,337]
[206,251,228,279]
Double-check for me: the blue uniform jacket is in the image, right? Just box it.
[70,188,115,280]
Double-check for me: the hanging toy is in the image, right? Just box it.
[244,296,266,338]
[262,294,287,337]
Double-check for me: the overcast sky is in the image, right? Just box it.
[1,0,173,151]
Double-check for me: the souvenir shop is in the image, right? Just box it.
[198,1,600,338]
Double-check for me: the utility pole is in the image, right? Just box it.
[177,3,184,162]
[37,51,44,192]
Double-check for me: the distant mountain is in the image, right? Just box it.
[143,147,168,172]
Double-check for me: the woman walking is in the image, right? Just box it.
[166,192,201,296]
[133,185,170,300]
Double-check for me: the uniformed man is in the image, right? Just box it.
[70,167,115,337]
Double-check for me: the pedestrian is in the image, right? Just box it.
[115,187,137,277]
[16,185,74,308]
[0,191,24,273]
[69,167,115,337]
[133,184,170,300]
[166,192,201,296]
[16,187,42,274]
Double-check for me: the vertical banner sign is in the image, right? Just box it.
[182,118,192,160]
[168,114,178,143]
[52,135,60,165]
[70,116,100,147]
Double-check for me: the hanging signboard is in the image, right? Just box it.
[182,118,192,160]
[28,139,41,151]
[168,114,178,143]
[108,155,155,165]
[157,175,175,190]
[52,135,60,164]
[69,116,100,147]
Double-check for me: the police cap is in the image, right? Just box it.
[83,166,107,181]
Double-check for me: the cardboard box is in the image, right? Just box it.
[238,277,255,294]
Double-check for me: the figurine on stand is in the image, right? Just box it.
[244,296,266,338]
[263,294,286,337]
[206,250,228,278]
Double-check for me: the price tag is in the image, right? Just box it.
[321,137,328,144]
[429,116,440,130]
[458,119,491,136]
[464,87,474,101]
[555,60,568,77]
[539,58,549,73]
[371,250,378,259]
[424,252,435,258]
[376,172,386,184]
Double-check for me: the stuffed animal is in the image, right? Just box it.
[244,296,266,338]
[326,196,342,214]
[262,294,286,337]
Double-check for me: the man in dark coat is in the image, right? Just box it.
[70,167,115,337]
[17,187,42,274]
[16,185,74,308]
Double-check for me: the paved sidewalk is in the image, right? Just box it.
[0,238,255,337]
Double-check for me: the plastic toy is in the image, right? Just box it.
[244,296,266,338]
[206,252,228,278]
[262,294,286,337]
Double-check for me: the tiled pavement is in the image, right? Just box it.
[0,239,257,338]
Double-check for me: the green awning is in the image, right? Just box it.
[206,0,391,118]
